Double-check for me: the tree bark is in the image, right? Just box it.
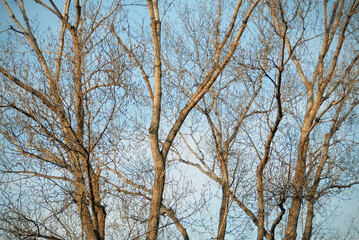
[146,1,164,239]
[217,176,230,240]
[302,200,315,240]
[285,136,309,240]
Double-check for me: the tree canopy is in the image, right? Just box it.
[0,0,358,239]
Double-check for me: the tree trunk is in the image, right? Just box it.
[257,171,266,240]
[146,157,165,240]
[302,200,315,240]
[285,196,302,240]
[93,173,106,239]
[217,182,230,240]
[75,189,98,240]
[146,1,163,238]
[285,138,309,240]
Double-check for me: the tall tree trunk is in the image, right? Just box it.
[285,196,302,240]
[285,137,309,240]
[75,188,98,240]
[93,172,106,239]
[146,156,165,240]
[302,200,315,240]
[257,171,266,240]
[146,1,163,239]
[217,179,230,240]
[73,167,105,240]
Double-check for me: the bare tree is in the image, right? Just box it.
[162,1,359,239]
[1,1,358,240]
[265,0,359,239]
[0,1,127,239]
[143,0,260,238]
